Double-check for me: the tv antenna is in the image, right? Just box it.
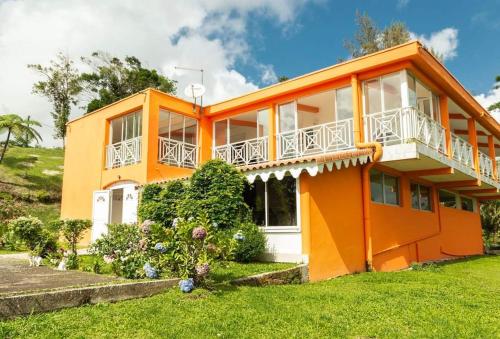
[174,66,205,112]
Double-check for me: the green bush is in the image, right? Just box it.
[232,222,266,262]
[8,216,58,256]
[51,219,91,268]
[138,180,187,228]
[181,159,250,230]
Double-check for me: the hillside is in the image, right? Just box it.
[0,146,64,225]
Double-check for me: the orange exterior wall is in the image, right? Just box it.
[307,166,366,281]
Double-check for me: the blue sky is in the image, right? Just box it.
[240,0,499,95]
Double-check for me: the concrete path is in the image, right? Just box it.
[0,254,119,296]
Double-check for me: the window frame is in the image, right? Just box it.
[362,71,404,116]
[410,182,433,212]
[247,176,301,233]
[109,111,142,145]
[438,189,476,213]
[370,169,401,206]
[159,110,199,146]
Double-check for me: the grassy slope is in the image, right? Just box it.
[0,146,63,225]
[1,256,498,338]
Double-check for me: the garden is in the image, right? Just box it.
[0,160,272,292]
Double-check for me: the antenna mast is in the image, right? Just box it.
[174,66,205,112]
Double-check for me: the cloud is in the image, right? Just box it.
[475,87,500,122]
[0,0,312,146]
[410,28,459,61]
[397,0,410,9]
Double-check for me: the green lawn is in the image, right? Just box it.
[1,256,498,338]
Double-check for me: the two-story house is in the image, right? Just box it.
[61,41,500,281]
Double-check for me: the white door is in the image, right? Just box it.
[122,185,138,224]
[92,190,111,242]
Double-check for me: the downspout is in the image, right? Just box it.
[356,141,383,272]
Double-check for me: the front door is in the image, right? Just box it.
[91,190,111,242]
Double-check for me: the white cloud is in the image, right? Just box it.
[0,0,311,146]
[410,28,459,61]
[475,87,500,122]
[397,0,410,9]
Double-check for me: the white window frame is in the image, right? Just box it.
[212,108,270,147]
[362,71,405,116]
[109,111,142,144]
[160,110,198,145]
[252,176,301,233]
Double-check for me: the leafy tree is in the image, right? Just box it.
[344,11,441,61]
[481,201,499,245]
[80,52,176,113]
[28,53,82,148]
[277,76,289,83]
[13,116,40,147]
[55,219,92,255]
[0,114,42,163]
[488,75,500,111]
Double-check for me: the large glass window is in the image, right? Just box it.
[109,111,142,144]
[158,110,198,145]
[244,176,298,227]
[279,102,296,132]
[364,79,382,114]
[335,87,353,121]
[382,73,402,111]
[411,183,432,211]
[363,73,402,114]
[214,109,269,146]
[370,169,400,205]
[439,190,457,208]
[461,196,474,212]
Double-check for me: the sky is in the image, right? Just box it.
[0,0,499,147]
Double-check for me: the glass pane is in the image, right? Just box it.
[370,169,383,203]
[110,118,123,144]
[461,197,474,212]
[230,111,257,143]
[257,109,269,137]
[419,185,431,211]
[267,176,297,226]
[158,110,170,138]
[384,174,399,205]
[136,112,142,137]
[184,117,197,145]
[407,74,417,107]
[411,183,420,209]
[169,113,184,142]
[125,114,135,140]
[297,91,334,128]
[214,120,227,146]
[416,80,432,117]
[439,190,457,208]
[279,102,296,132]
[243,180,266,226]
[432,94,440,122]
[336,87,353,121]
[364,79,381,114]
[382,73,401,111]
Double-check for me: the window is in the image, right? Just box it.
[461,196,474,212]
[411,183,432,211]
[279,102,296,132]
[214,109,269,146]
[158,110,198,145]
[109,111,142,144]
[363,73,402,115]
[439,190,457,208]
[370,169,400,205]
[244,176,298,227]
[334,87,353,121]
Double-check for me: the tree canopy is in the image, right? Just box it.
[80,52,177,113]
[0,114,42,162]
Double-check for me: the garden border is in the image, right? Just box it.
[0,278,179,319]
[230,264,308,286]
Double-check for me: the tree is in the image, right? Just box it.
[344,11,441,61]
[56,219,92,255]
[488,75,500,111]
[80,52,176,113]
[0,114,42,163]
[28,53,82,148]
[277,76,289,83]
[13,116,40,147]
[481,201,500,245]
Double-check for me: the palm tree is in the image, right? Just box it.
[0,114,42,163]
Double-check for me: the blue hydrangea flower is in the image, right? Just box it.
[143,262,159,279]
[179,278,194,293]
[154,242,167,253]
[233,231,245,241]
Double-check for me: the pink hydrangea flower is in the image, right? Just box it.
[192,226,207,240]
[195,263,210,277]
[103,255,114,264]
[140,220,154,233]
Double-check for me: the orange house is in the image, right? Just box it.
[61,41,500,281]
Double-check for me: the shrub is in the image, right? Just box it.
[138,180,187,228]
[56,219,92,254]
[181,159,250,229]
[232,222,266,262]
[8,216,58,256]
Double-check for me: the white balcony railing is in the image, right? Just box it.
[158,137,198,168]
[451,133,475,169]
[106,137,142,169]
[478,151,494,179]
[277,118,354,160]
[213,136,268,166]
[365,107,446,154]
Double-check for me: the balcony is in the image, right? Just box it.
[478,151,494,180]
[451,133,474,169]
[213,136,268,166]
[277,118,355,160]
[106,136,142,169]
[365,107,446,155]
[158,137,198,168]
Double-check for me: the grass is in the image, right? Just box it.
[0,146,63,225]
[0,248,22,255]
[1,256,498,338]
